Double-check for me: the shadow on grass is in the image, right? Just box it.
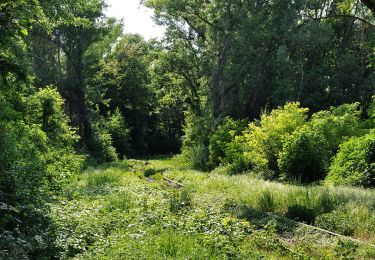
[223,201,300,236]
[131,154,174,160]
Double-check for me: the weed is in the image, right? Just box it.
[106,192,133,212]
[315,211,354,236]
[169,189,192,213]
[334,239,359,260]
[257,190,275,212]
[85,170,122,187]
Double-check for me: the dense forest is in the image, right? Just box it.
[0,0,374,258]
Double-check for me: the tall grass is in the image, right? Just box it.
[160,160,375,241]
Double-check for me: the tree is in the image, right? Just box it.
[29,0,106,150]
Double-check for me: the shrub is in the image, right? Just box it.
[309,103,363,153]
[208,117,246,168]
[90,119,118,163]
[326,130,375,188]
[278,126,330,183]
[26,87,79,147]
[104,109,131,158]
[181,112,212,170]
[223,135,253,175]
[256,190,275,212]
[242,102,308,175]
[0,87,82,258]
[278,103,363,183]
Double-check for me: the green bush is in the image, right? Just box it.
[242,102,308,175]
[0,87,82,258]
[26,87,79,147]
[208,117,246,168]
[278,103,363,183]
[309,103,363,152]
[90,119,118,163]
[278,126,329,183]
[104,109,131,158]
[181,112,212,170]
[326,130,375,188]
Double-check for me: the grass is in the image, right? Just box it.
[51,156,375,259]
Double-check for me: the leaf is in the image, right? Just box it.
[20,28,28,36]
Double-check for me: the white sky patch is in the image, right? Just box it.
[104,0,165,40]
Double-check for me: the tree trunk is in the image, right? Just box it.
[65,30,91,150]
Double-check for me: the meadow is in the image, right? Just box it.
[51,156,375,259]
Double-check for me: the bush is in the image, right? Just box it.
[278,126,329,183]
[309,103,363,153]
[89,109,131,163]
[278,103,363,183]
[326,130,375,188]
[242,102,308,175]
[26,87,79,147]
[104,109,131,158]
[181,112,212,171]
[0,87,82,258]
[90,116,118,163]
[208,117,246,168]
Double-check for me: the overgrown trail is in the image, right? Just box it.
[52,157,375,259]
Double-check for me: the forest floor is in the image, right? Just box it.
[52,156,375,259]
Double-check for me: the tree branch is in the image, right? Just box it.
[295,13,375,30]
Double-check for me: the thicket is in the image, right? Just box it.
[0,87,83,258]
[184,100,375,187]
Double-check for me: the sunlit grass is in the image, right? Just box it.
[51,156,375,259]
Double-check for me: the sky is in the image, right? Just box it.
[104,0,165,40]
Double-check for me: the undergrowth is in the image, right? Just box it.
[51,157,375,259]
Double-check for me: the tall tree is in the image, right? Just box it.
[29,0,106,149]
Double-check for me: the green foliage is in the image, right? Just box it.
[85,171,122,187]
[49,158,375,259]
[104,109,131,158]
[256,190,275,212]
[182,112,212,171]
[278,103,363,183]
[243,102,308,175]
[315,211,355,236]
[278,126,330,183]
[309,103,363,152]
[90,120,118,163]
[169,189,192,213]
[0,88,82,258]
[327,130,375,188]
[334,240,359,260]
[89,108,131,163]
[208,117,246,168]
[95,35,154,154]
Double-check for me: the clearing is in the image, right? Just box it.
[52,157,375,259]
